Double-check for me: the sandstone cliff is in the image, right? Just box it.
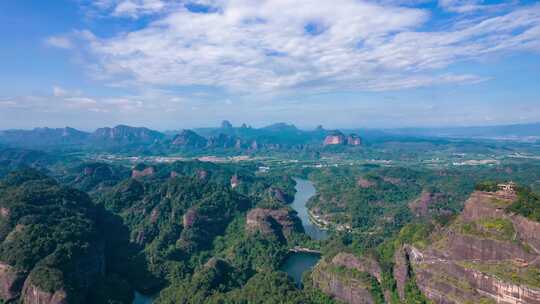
[0,262,26,301]
[311,254,384,304]
[245,208,304,241]
[323,131,346,146]
[407,187,540,304]
[21,278,68,304]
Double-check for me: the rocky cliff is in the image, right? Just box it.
[323,131,362,146]
[0,262,25,301]
[406,186,540,304]
[245,208,303,241]
[323,131,347,146]
[347,134,362,146]
[311,253,384,304]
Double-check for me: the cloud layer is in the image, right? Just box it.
[61,0,540,93]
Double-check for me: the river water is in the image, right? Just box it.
[290,178,328,241]
[279,178,328,287]
[133,292,154,304]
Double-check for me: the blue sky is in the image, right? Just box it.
[0,0,539,130]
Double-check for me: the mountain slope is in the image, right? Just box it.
[402,183,540,304]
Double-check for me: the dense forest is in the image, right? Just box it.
[0,138,540,304]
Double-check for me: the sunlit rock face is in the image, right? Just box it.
[0,262,25,301]
[407,186,540,304]
[245,208,303,241]
[324,131,362,146]
[346,134,362,146]
[323,131,346,145]
[311,253,382,304]
[131,166,155,178]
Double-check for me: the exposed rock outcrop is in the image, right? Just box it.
[347,134,362,146]
[183,208,200,228]
[323,131,346,146]
[196,169,209,181]
[408,191,445,217]
[21,281,67,304]
[331,253,382,283]
[408,187,540,304]
[324,131,362,146]
[245,208,303,240]
[230,174,239,189]
[131,166,155,178]
[393,246,409,301]
[0,262,26,301]
[357,178,374,188]
[268,187,291,203]
[311,256,380,304]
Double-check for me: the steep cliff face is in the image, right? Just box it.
[409,191,446,217]
[245,208,303,241]
[393,246,409,301]
[0,262,26,301]
[21,281,68,304]
[346,134,362,146]
[408,187,540,304]
[323,131,346,146]
[311,254,384,304]
[331,253,383,284]
[131,166,155,178]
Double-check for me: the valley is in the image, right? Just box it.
[5,0,540,302]
[0,122,539,304]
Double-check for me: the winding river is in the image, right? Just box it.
[289,178,328,241]
[279,178,327,287]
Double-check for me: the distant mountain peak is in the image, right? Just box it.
[221,120,233,129]
[262,122,298,131]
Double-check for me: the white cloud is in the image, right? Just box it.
[52,86,69,97]
[438,0,510,13]
[82,0,172,18]
[113,0,167,17]
[45,36,73,49]
[70,1,540,93]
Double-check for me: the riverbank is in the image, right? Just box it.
[307,209,352,232]
[291,178,329,240]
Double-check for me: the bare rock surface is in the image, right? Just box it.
[408,187,540,304]
[311,257,375,304]
[245,208,303,240]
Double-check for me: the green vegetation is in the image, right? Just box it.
[475,181,499,192]
[458,218,516,242]
[1,135,540,304]
[404,276,431,304]
[508,186,540,221]
[459,261,540,289]
[0,169,134,303]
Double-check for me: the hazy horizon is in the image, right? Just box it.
[1,1,539,130]
[2,120,540,133]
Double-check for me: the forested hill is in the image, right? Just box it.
[0,169,133,303]
[0,157,334,303]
